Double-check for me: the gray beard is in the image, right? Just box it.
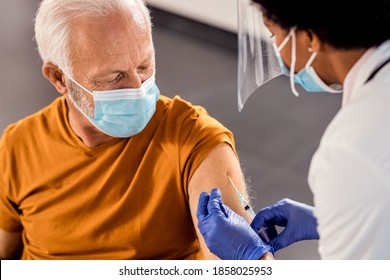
[67,80,95,118]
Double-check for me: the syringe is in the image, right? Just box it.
[227,175,271,243]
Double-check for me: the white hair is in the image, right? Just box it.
[34,0,152,74]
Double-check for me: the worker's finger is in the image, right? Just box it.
[207,188,223,215]
[251,208,276,232]
[196,192,210,222]
[269,227,292,252]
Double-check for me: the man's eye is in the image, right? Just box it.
[137,66,149,72]
[109,73,124,83]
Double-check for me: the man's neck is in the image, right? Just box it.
[66,99,115,148]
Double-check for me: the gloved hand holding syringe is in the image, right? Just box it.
[227,175,271,243]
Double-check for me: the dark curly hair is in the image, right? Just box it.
[251,0,390,49]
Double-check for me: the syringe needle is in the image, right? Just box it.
[227,175,239,193]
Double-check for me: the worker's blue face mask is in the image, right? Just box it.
[64,72,160,138]
[273,28,342,96]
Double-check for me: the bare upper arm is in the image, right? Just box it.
[0,228,23,259]
[188,143,254,259]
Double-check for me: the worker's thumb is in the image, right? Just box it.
[269,227,296,252]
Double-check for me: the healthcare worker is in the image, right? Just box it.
[197,0,390,259]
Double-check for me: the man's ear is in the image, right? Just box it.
[42,62,68,95]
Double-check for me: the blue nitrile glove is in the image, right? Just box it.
[196,188,272,260]
[250,198,319,252]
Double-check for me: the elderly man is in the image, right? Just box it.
[0,0,251,259]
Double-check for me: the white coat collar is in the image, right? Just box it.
[342,40,390,107]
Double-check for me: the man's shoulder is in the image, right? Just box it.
[153,94,231,141]
[157,95,209,117]
[156,94,226,130]
[157,95,218,126]
[1,97,65,145]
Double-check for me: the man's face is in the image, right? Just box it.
[66,10,155,114]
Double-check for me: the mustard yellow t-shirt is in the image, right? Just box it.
[0,95,235,259]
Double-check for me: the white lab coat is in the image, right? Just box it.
[308,40,390,259]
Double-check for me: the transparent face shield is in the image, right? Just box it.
[237,0,282,111]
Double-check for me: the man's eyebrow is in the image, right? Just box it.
[87,53,154,81]
[87,69,124,81]
[140,56,153,64]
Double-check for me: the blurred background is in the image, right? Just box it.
[0,0,343,259]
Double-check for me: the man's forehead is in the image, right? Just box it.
[68,12,154,77]
[70,10,150,39]
[69,13,152,50]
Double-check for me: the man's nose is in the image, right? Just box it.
[121,72,144,88]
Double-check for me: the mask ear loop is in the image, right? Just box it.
[289,27,300,97]
[61,70,96,118]
[278,29,294,51]
[305,51,318,68]
[61,70,94,96]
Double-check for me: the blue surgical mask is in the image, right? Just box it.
[64,72,160,138]
[273,28,342,96]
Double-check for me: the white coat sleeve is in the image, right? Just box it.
[308,141,390,259]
